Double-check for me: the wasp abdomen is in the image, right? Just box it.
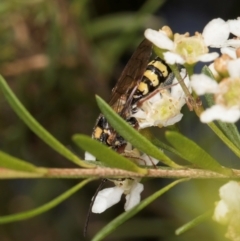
[133,57,172,102]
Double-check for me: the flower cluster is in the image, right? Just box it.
[213,181,240,240]
[144,17,240,123]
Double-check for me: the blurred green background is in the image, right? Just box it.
[0,0,240,240]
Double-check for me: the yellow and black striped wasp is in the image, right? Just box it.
[92,38,176,153]
[92,39,152,153]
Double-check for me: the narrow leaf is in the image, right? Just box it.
[0,151,43,172]
[165,131,232,176]
[140,129,186,159]
[96,96,180,168]
[175,210,213,235]
[216,122,240,150]
[91,178,187,241]
[0,178,93,224]
[207,122,240,158]
[73,134,147,175]
[0,75,92,168]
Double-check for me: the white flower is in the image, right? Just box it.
[213,181,240,224]
[144,18,230,65]
[213,200,230,225]
[90,143,158,213]
[228,18,240,37]
[191,74,218,95]
[202,18,229,47]
[200,105,240,123]
[92,186,124,213]
[213,181,240,241]
[132,68,191,128]
[219,181,240,211]
[92,179,144,213]
[218,18,240,49]
[191,60,240,123]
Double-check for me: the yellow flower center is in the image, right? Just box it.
[174,33,208,64]
[215,78,240,107]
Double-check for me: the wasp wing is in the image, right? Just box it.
[108,39,152,117]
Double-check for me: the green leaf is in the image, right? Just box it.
[175,210,213,235]
[91,178,187,241]
[95,95,180,168]
[0,151,45,173]
[0,75,92,168]
[207,121,240,159]
[140,129,186,160]
[0,178,93,224]
[73,134,147,175]
[216,122,240,150]
[165,131,232,176]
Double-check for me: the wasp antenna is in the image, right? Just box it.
[83,179,108,237]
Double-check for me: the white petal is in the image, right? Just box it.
[157,113,183,127]
[200,105,240,123]
[202,18,229,47]
[221,47,237,59]
[213,200,230,224]
[228,18,240,37]
[228,58,240,77]
[140,153,159,166]
[136,120,152,129]
[190,74,218,95]
[223,39,240,48]
[92,187,123,213]
[144,29,174,50]
[220,181,240,211]
[163,51,185,64]
[124,183,144,211]
[197,52,219,62]
[84,152,96,161]
[132,108,147,119]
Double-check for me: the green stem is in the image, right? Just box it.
[171,64,200,113]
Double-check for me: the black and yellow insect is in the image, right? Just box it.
[92,39,177,152]
[92,39,152,153]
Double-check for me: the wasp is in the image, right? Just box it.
[92,39,177,153]
[92,39,152,153]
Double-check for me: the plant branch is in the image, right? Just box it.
[0,167,240,179]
